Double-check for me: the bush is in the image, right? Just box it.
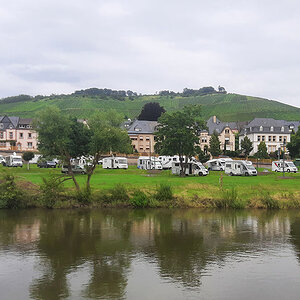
[76,188,91,206]
[216,187,246,209]
[0,174,25,209]
[40,175,65,208]
[100,184,130,204]
[260,191,280,209]
[130,190,150,208]
[154,183,173,202]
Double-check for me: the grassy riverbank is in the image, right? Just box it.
[0,164,299,209]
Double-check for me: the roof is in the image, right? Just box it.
[127,120,158,134]
[241,118,300,135]
[206,116,238,135]
[18,118,33,125]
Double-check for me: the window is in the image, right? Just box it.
[139,146,143,150]
[258,136,261,141]
[130,137,137,140]
[139,136,143,141]
[19,125,25,128]
[225,129,229,134]
[283,136,287,144]
[19,132,23,139]
[262,136,265,141]
[201,137,207,143]
[273,136,276,142]
[0,141,5,147]
[0,132,3,139]
[279,136,282,142]
[270,126,274,132]
[259,126,263,131]
[268,136,271,142]
[28,133,32,139]
[146,136,150,140]
[0,124,3,129]
[9,132,13,139]
[281,126,284,132]
[27,142,33,149]
[26,125,31,129]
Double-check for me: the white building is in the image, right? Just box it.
[239,118,300,155]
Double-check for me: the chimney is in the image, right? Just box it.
[213,116,217,124]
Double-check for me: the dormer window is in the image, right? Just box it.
[19,125,25,128]
[281,126,284,132]
[259,126,263,131]
[9,125,13,129]
[0,124,3,129]
[270,126,274,132]
[26,125,31,129]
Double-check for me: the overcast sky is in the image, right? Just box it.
[0,0,300,107]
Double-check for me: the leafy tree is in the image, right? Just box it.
[155,105,206,176]
[197,148,210,163]
[255,142,269,159]
[287,126,300,158]
[35,107,91,191]
[22,151,35,170]
[138,102,166,121]
[209,131,221,157]
[240,136,253,158]
[85,110,132,190]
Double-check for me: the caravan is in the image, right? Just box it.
[225,160,257,176]
[3,153,23,167]
[272,161,297,173]
[206,158,232,171]
[171,161,209,176]
[102,157,128,169]
[137,156,162,170]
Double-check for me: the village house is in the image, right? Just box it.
[199,116,239,152]
[239,118,300,155]
[127,120,157,154]
[0,116,38,152]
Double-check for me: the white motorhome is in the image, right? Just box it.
[272,161,297,173]
[137,156,162,170]
[206,158,232,171]
[225,160,257,176]
[4,154,23,167]
[171,161,209,176]
[102,157,128,169]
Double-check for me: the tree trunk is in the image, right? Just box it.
[67,160,80,191]
[85,153,100,191]
[27,162,30,170]
[179,154,185,177]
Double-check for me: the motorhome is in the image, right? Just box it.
[171,161,209,176]
[137,156,162,170]
[272,161,297,173]
[102,157,128,169]
[3,154,23,167]
[206,158,232,171]
[157,155,199,169]
[225,160,257,176]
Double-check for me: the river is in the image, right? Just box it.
[1,209,300,300]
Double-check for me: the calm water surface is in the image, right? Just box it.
[1,209,300,300]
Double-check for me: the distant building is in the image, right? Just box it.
[239,118,300,155]
[127,120,158,154]
[0,116,38,152]
[199,116,238,152]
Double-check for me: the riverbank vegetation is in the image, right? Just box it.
[0,165,299,209]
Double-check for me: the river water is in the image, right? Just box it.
[1,209,300,300]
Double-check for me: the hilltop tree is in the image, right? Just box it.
[241,136,253,158]
[287,126,300,158]
[209,131,221,157]
[138,102,166,121]
[255,142,269,159]
[155,105,206,176]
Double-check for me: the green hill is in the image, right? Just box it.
[0,92,299,121]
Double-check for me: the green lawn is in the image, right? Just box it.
[4,165,300,202]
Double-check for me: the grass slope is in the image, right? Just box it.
[0,93,299,121]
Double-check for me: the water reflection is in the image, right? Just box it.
[0,209,300,299]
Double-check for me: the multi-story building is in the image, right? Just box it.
[199,116,238,152]
[0,116,38,152]
[239,118,300,155]
[127,120,157,154]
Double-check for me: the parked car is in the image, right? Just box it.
[37,160,57,168]
[61,165,87,174]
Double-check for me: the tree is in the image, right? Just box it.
[255,141,269,159]
[209,131,221,157]
[35,106,91,191]
[197,147,210,163]
[287,126,300,158]
[138,102,166,121]
[85,110,133,190]
[240,136,253,158]
[22,151,35,170]
[154,105,206,176]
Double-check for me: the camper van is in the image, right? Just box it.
[206,158,232,171]
[137,156,162,170]
[3,154,23,167]
[225,160,257,176]
[171,161,209,176]
[272,161,297,173]
[102,157,128,169]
